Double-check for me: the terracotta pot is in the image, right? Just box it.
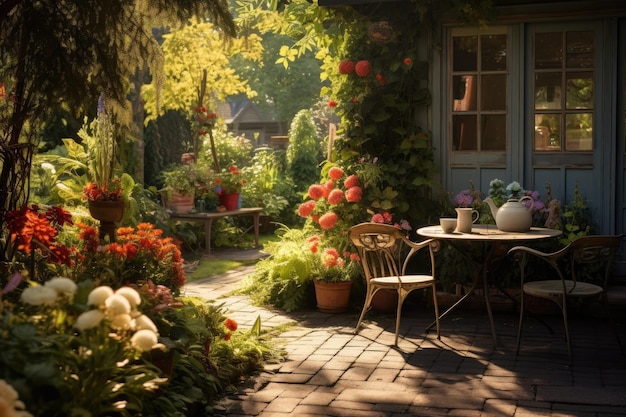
[313,280,353,313]
[164,191,195,213]
[371,289,398,313]
[219,192,240,211]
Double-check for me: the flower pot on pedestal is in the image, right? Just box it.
[313,279,353,313]
[88,199,125,242]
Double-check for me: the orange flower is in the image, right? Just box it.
[327,189,344,205]
[318,212,338,230]
[298,200,316,217]
[308,184,325,200]
[345,186,362,202]
[329,167,344,180]
[344,174,359,189]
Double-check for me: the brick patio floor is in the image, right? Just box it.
[183,254,626,417]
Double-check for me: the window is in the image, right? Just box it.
[533,31,594,151]
[451,33,508,151]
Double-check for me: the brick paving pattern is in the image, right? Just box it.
[184,254,626,417]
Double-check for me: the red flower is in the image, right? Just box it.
[298,200,316,217]
[224,318,238,332]
[352,97,358,103]
[224,333,232,341]
[308,184,325,200]
[343,174,359,189]
[318,212,338,230]
[327,189,344,205]
[404,58,412,66]
[338,59,355,74]
[376,74,385,86]
[328,100,337,108]
[345,186,362,202]
[355,60,371,77]
[328,166,344,180]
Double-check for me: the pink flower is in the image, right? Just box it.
[308,184,325,200]
[298,200,316,217]
[345,186,362,202]
[338,60,355,74]
[329,167,344,180]
[327,189,344,205]
[344,174,359,189]
[318,212,338,230]
[371,213,384,223]
[355,60,371,77]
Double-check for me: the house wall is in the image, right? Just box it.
[431,5,626,238]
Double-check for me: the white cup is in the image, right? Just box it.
[440,218,457,234]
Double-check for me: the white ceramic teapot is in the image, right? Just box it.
[484,196,533,232]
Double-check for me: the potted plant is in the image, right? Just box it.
[309,235,361,313]
[78,95,126,240]
[215,165,246,211]
[160,161,196,213]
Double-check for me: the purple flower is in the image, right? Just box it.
[454,191,473,207]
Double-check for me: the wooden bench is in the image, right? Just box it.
[169,207,262,256]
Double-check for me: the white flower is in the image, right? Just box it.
[0,379,33,417]
[105,294,131,316]
[115,287,141,309]
[110,313,132,330]
[40,162,56,174]
[87,286,114,307]
[44,277,77,297]
[20,286,57,305]
[133,314,157,333]
[74,309,105,331]
[130,329,159,352]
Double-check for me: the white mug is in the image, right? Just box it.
[455,208,479,233]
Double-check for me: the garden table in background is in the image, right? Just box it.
[170,207,262,256]
[417,224,562,346]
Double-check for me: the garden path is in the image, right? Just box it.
[183,249,626,417]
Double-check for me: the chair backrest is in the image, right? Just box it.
[348,223,434,282]
[567,234,625,288]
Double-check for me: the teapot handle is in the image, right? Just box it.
[519,195,533,210]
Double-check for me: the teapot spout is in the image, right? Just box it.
[484,197,498,218]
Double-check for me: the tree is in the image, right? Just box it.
[141,21,262,168]
[0,0,236,260]
[287,109,322,192]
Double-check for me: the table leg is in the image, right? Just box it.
[205,219,214,256]
[427,241,499,346]
[253,212,260,248]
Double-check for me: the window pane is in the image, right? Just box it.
[565,113,593,150]
[453,75,476,111]
[566,72,593,109]
[566,31,594,68]
[453,36,477,72]
[535,32,562,69]
[482,115,506,150]
[481,35,507,71]
[481,74,506,110]
[535,114,561,150]
[453,115,477,150]
[535,72,562,109]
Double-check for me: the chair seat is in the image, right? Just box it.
[371,274,434,287]
[524,279,603,298]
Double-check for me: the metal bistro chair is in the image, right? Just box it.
[508,234,625,363]
[349,223,440,346]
